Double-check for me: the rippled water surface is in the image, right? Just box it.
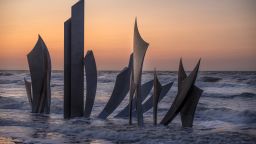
[0,70,256,143]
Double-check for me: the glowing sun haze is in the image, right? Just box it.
[0,0,255,71]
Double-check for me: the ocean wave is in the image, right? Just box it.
[0,72,13,76]
[238,110,256,123]
[205,92,256,99]
[201,76,222,82]
[0,96,27,110]
[98,79,113,83]
[1,109,255,144]
[51,84,63,87]
[246,79,256,85]
[234,92,256,98]
[0,80,21,84]
[197,106,256,124]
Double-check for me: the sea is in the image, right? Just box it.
[0,70,256,144]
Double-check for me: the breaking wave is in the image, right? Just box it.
[0,80,21,84]
[201,76,222,82]
[0,72,13,76]
[205,92,256,99]
[197,107,256,124]
[98,78,113,83]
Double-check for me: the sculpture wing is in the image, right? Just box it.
[133,19,149,85]
[160,60,201,125]
[180,86,203,127]
[153,71,162,124]
[141,81,173,114]
[24,78,33,109]
[98,67,131,119]
[84,50,97,118]
[178,59,203,127]
[27,35,51,113]
[98,54,133,119]
[114,80,154,118]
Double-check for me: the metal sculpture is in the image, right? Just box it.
[178,59,203,127]
[141,81,173,114]
[129,18,149,126]
[98,54,133,119]
[84,50,97,118]
[26,35,51,114]
[64,0,84,118]
[24,78,32,109]
[114,80,154,118]
[98,67,131,119]
[153,70,162,125]
[160,59,202,126]
[125,81,173,118]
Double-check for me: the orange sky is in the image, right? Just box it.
[0,0,255,71]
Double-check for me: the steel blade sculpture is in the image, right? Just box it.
[129,18,149,126]
[141,81,173,115]
[25,35,51,114]
[19,0,207,129]
[126,82,173,118]
[179,59,203,127]
[64,0,84,118]
[153,70,162,125]
[160,59,202,127]
[84,50,97,118]
[24,78,33,109]
[114,80,153,118]
[97,54,133,119]
[125,81,173,119]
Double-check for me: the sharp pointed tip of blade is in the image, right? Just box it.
[196,59,201,68]
[37,35,45,44]
[87,50,94,55]
[179,59,184,67]
[134,18,139,30]
[197,58,202,65]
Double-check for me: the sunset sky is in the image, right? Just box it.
[0,0,255,71]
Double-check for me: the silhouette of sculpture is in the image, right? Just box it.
[24,78,32,109]
[84,50,97,118]
[25,35,51,114]
[114,79,153,118]
[153,70,162,125]
[122,81,173,119]
[129,18,149,126]
[99,53,154,120]
[98,54,132,119]
[160,59,202,127]
[178,59,203,127]
[141,81,173,115]
[64,0,84,118]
